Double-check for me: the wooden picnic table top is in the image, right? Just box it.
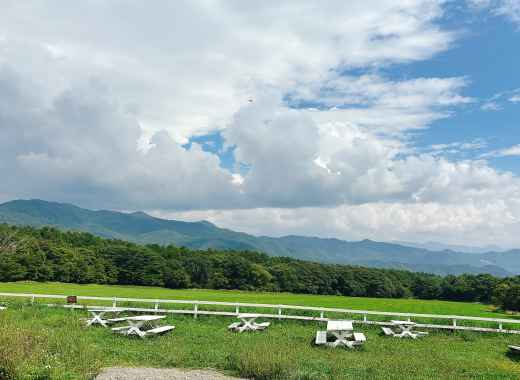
[122,315,165,322]
[327,320,353,331]
[391,320,416,326]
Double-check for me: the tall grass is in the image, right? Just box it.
[1,301,520,380]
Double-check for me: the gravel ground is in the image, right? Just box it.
[95,368,248,380]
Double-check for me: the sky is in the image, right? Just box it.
[1,0,520,247]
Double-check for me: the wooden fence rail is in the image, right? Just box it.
[1,292,519,334]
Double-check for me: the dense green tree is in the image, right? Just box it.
[502,285,520,311]
[3,223,520,311]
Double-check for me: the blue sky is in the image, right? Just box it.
[403,6,520,173]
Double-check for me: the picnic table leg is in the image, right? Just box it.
[329,331,350,347]
[87,311,108,327]
[397,325,417,339]
[238,317,258,332]
[125,321,147,338]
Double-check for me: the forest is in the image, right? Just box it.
[2,223,520,311]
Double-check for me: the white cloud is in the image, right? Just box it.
[428,139,487,154]
[499,145,520,156]
[223,93,518,207]
[1,1,520,247]
[483,144,520,157]
[290,75,473,135]
[0,0,455,142]
[495,0,520,24]
[481,101,502,111]
[0,68,242,210]
[155,199,520,248]
[467,0,520,25]
[479,88,520,110]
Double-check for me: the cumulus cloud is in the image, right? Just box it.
[0,67,241,210]
[1,1,520,247]
[0,0,455,142]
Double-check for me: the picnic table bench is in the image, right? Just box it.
[111,315,174,338]
[228,313,270,332]
[508,345,520,354]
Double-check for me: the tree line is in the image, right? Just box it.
[1,224,520,311]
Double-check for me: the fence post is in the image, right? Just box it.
[235,304,240,315]
[363,314,367,323]
[499,322,503,331]
[278,306,282,321]
[154,300,159,314]
[320,309,324,319]
[31,295,35,305]
[112,297,117,308]
[194,303,198,319]
[452,319,457,328]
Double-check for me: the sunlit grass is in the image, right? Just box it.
[0,281,506,318]
[1,282,520,379]
[1,303,520,380]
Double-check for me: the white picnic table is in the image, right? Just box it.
[86,307,128,327]
[326,320,354,347]
[0,306,5,311]
[229,313,270,332]
[111,315,174,338]
[391,320,420,338]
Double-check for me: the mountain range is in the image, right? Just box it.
[1,199,519,277]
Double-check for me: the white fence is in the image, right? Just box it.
[1,292,519,334]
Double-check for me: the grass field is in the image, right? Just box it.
[1,282,520,380]
[0,281,509,318]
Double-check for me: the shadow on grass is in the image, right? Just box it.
[506,350,520,362]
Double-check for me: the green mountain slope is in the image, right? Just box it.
[0,199,518,276]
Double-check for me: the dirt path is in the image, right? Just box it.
[95,368,248,380]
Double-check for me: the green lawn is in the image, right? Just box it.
[0,281,508,318]
[1,282,520,380]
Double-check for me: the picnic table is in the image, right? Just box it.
[0,306,5,311]
[86,307,128,327]
[228,313,270,332]
[315,320,366,348]
[326,320,353,347]
[111,315,174,338]
[390,320,427,339]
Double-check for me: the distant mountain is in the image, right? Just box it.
[393,240,507,254]
[1,199,518,276]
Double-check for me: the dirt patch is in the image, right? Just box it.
[95,367,248,380]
